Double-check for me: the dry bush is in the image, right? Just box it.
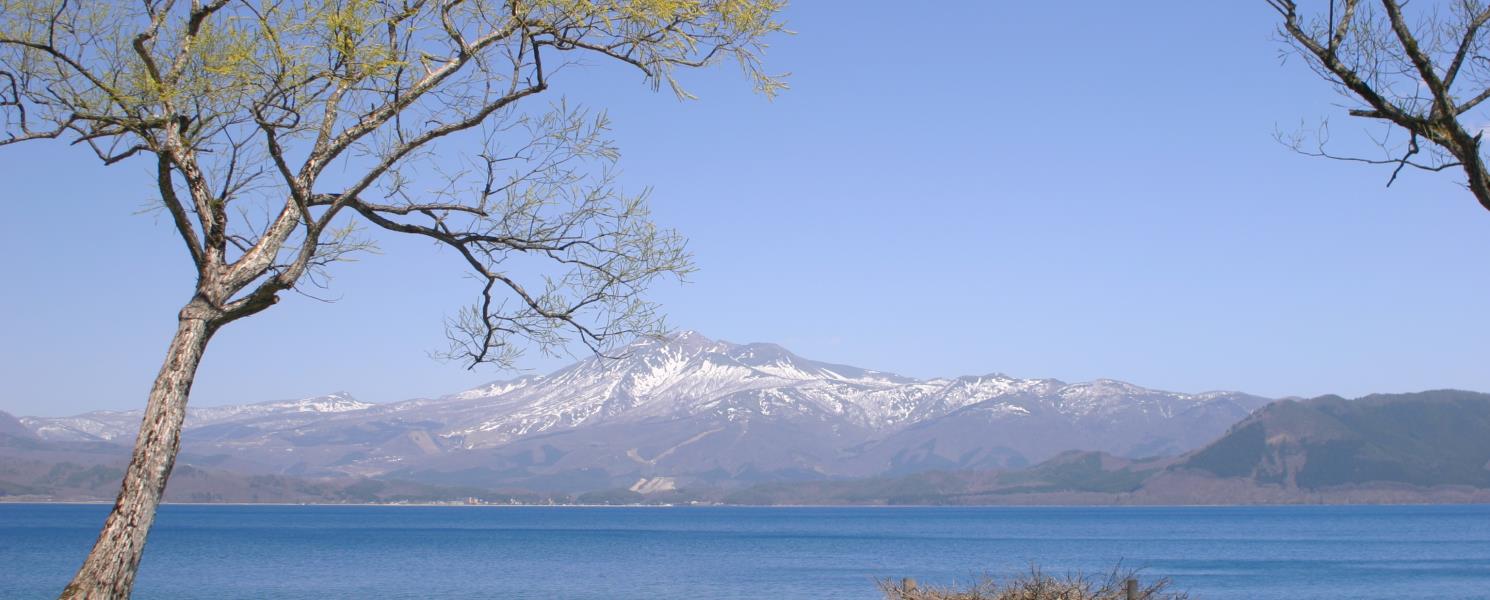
[878,566,1189,600]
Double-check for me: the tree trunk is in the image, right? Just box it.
[59,304,218,600]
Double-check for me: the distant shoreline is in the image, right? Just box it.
[5,499,1490,509]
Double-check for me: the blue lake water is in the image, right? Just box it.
[2,503,1488,599]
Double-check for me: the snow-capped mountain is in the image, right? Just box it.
[14,332,1272,492]
[434,331,915,447]
[20,393,373,442]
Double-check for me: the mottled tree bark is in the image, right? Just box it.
[59,300,219,600]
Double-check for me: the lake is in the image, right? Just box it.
[2,504,1488,599]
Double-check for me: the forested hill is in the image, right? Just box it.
[1177,390,1490,489]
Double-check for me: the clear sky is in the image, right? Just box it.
[4,1,1490,417]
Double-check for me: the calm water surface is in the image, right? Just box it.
[2,503,1488,599]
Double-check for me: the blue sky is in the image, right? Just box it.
[4,1,1490,417]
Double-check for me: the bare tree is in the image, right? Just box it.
[0,1,785,597]
[1268,0,1490,212]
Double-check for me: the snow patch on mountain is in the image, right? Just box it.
[418,331,1265,452]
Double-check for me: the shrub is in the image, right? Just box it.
[878,566,1189,600]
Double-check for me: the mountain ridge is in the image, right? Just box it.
[11,331,1272,492]
[711,390,1490,505]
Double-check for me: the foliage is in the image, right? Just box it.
[0,2,786,595]
[0,0,788,363]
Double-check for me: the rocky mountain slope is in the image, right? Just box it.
[12,332,1271,493]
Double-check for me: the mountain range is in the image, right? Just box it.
[4,332,1488,504]
[722,389,1490,505]
[7,332,1270,493]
